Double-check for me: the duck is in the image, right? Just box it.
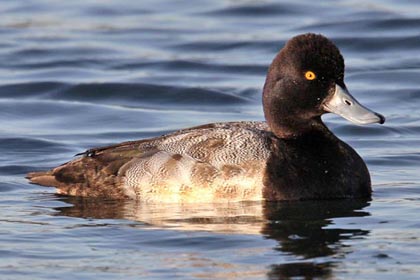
[27,33,385,203]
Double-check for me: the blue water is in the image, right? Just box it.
[1,0,420,279]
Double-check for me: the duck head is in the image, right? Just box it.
[263,33,385,138]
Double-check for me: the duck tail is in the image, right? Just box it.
[26,170,59,188]
[26,156,128,199]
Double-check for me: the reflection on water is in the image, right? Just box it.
[263,200,370,279]
[268,262,335,279]
[55,196,370,278]
[2,0,420,278]
[262,200,370,258]
[55,197,266,233]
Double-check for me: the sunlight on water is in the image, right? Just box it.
[1,0,420,279]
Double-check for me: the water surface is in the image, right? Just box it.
[1,0,420,279]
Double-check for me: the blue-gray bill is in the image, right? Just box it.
[323,84,385,125]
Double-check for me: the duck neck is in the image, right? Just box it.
[266,115,330,139]
[262,86,331,138]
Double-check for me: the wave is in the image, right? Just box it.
[0,82,257,106]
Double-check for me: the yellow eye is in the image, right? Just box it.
[305,71,316,80]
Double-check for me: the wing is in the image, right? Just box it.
[28,121,272,201]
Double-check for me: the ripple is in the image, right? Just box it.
[11,45,119,59]
[202,3,302,17]
[298,18,420,34]
[335,35,420,53]
[333,124,398,137]
[172,40,281,53]
[0,82,254,107]
[112,60,267,75]
[1,1,420,279]
[0,137,67,152]
[367,154,420,167]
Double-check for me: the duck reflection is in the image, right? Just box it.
[54,196,370,279]
[262,200,370,279]
[262,200,370,258]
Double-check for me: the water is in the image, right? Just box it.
[1,0,419,279]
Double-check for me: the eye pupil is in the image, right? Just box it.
[305,71,316,80]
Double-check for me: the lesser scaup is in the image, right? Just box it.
[27,33,385,202]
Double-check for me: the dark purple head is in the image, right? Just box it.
[263,33,384,138]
